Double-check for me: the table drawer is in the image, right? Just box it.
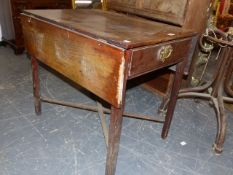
[128,38,192,78]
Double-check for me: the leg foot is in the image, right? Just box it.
[158,96,169,115]
[34,98,41,115]
[212,143,223,155]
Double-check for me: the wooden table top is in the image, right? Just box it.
[23,9,195,49]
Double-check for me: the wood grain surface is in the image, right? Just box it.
[21,9,195,107]
[128,38,192,78]
[108,0,189,26]
[23,9,194,49]
[21,15,129,108]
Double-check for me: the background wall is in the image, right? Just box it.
[0,0,15,41]
[0,24,2,41]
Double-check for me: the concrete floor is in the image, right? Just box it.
[0,46,233,175]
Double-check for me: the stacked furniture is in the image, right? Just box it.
[5,0,72,54]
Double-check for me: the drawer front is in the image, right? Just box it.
[128,38,192,78]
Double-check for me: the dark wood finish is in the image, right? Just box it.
[106,107,124,175]
[21,9,194,108]
[22,9,194,49]
[31,56,41,115]
[143,72,172,96]
[106,51,129,175]
[179,33,233,154]
[9,0,72,54]
[21,9,196,175]
[162,61,187,138]
[143,0,211,96]
[184,0,212,84]
[21,13,126,108]
[183,0,211,34]
[211,48,230,154]
[40,96,165,123]
[129,38,192,78]
[108,0,189,26]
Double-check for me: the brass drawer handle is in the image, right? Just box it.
[158,45,173,62]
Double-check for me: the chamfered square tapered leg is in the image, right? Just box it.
[161,61,186,139]
[105,106,124,175]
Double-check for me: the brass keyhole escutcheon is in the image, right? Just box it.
[158,45,173,62]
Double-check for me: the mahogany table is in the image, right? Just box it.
[21,9,197,175]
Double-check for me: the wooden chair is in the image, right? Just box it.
[179,29,233,154]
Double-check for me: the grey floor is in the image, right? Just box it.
[0,46,233,175]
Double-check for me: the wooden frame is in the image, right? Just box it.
[107,0,189,26]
